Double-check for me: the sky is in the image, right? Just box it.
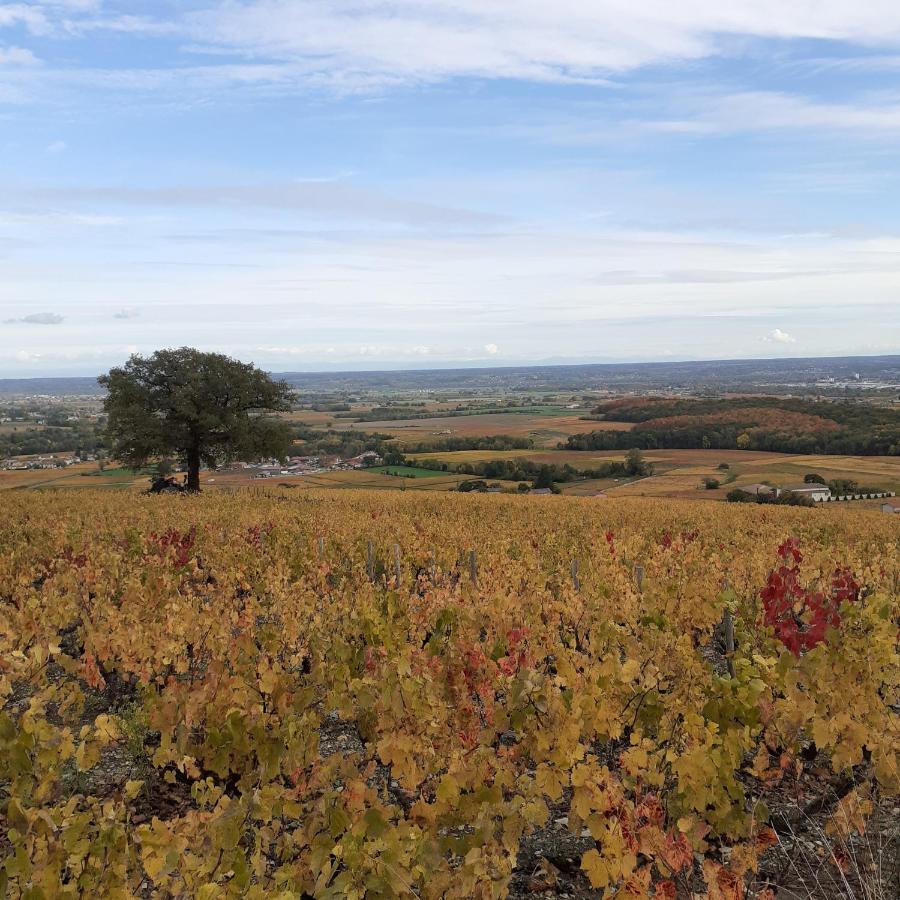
[1,1,899,376]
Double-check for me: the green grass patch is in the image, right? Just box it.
[84,466,156,478]
[366,465,448,479]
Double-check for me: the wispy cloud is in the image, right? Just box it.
[16,183,504,228]
[591,269,818,285]
[4,312,64,325]
[651,89,900,136]
[1,3,899,371]
[183,1,900,87]
[8,1,900,95]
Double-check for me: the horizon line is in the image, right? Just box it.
[1,351,898,383]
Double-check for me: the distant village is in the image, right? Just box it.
[0,451,381,475]
[1,453,95,471]
[238,451,382,479]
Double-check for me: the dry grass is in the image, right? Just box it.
[756,797,899,900]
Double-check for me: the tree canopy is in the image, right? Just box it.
[99,348,294,491]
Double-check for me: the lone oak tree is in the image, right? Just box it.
[99,348,294,491]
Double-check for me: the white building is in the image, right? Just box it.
[783,484,832,502]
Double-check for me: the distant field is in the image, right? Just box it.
[343,413,631,447]
[602,450,900,499]
[0,462,148,491]
[283,410,339,428]
[5,447,895,501]
[412,447,900,500]
[283,470,471,492]
[0,422,50,434]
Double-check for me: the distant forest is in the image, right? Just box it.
[0,424,105,458]
[565,398,900,455]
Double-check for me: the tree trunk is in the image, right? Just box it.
[186,445,201,492]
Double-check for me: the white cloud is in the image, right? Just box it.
[484,343,499,355]
[14,349,41,362]
[112,307,140,319]
[765,328,797,344]
[45,139,66,154]
[0,46,40,66]
[0,6,50,36]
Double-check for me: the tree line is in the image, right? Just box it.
[1,423,105,459]
[409,447,652,490]
[568,397,900,455]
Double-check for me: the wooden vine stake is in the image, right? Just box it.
[393,544,401,586]
[570,558,580,592]
[722,577,735,678]
[469,549,478,585]
[723,608,736,679]
[634,565,645,592]
[317,536,325,559]
[367,541,375,582]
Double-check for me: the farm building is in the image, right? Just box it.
[783,483,832,502]
[346,451,381,468]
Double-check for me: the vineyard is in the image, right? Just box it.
[1,490,897,898]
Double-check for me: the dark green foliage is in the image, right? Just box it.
[624,447,651,476]
[804,473,826,484]
[410,453,640,484]
[404,435,533,453]
[726,489,814,507]
[827,478,882,495]
[382,448,407,467]
[99,348,294,491]
[0,423,104,458]
[286,430,530,463]
[703,477,720,490]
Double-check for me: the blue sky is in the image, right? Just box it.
[1,1,899,376]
